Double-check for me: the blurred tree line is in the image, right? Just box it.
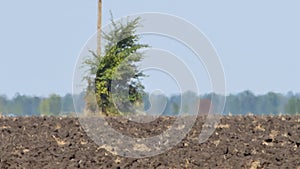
[143,90,300,115]
[0,90,299,116]
[224,91,300,115]
[0,93,74,116]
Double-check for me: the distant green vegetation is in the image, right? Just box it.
[0,91,299,116]
[0,93,74,116]
[223,91,299,115]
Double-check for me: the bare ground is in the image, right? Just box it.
[0,115,300,169]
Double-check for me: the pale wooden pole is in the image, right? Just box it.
[97,0,106,115]
[84,0,103,115]
[97,0,102,56]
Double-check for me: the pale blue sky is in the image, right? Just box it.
[1,0,300,98]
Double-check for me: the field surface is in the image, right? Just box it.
[0,115,300,169]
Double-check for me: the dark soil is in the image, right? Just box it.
[0,115,300,169]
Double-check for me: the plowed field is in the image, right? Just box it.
[0,115,300,168]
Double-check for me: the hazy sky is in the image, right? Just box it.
[1,0,300,98]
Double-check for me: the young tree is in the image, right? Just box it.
[285,96,300,115]
[61,94,75,113]
[39,98,50,116]
[83,16,149,116]
[0,95,8,114]
[48,94,62,116]
[39,94,61,116]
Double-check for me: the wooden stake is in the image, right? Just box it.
[97,0,102,56]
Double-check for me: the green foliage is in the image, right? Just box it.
[285,96,300,115]
[39,99,50,116]
[1,91,300,116]
[48,94,62,116]
[181,91,199,115]
[39,94,61,116]
[83,16,149,116]
[169,95,181,115]
[0,95,8,113]
[61,94,75,113]
[39,94,62,116]
[223,91,296,115]
[0,94,75,116]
